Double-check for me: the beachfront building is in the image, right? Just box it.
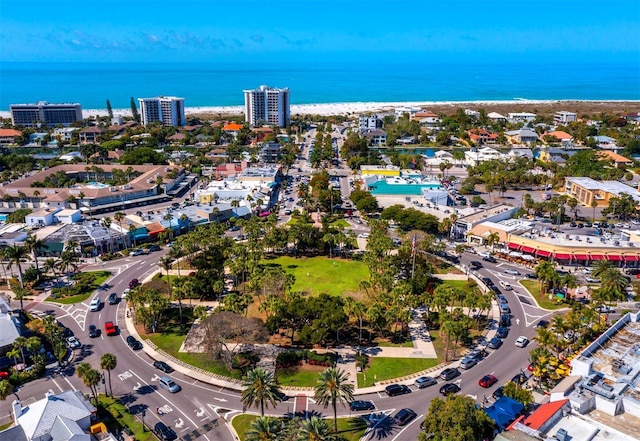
[464,109,480,118]
[363,129,387,146]
[138,96,186,127]
[243,85,290,128]
[554,111,577,125]
[564,177,640,207]
[593,135,621,151]
[10,101,82,127]
[53,127,77,142]
[358,115,383,134]
[507,112,537,124]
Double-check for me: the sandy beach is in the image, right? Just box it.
[0,100,638,120]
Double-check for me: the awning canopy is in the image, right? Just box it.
[537,250,551,257]
[606,255,622,261]
[624,255,638,262]
[522,255,535,261]
[521,246,536,254]
[573,254,589,260]
[508,243,521,250]
[590,254,605,260]
[509,251,523,257]
[554,253,571,260]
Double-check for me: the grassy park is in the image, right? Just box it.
[263,256,368,296]
[357,357,440,388]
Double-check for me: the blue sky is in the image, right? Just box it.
[2,0,639,63]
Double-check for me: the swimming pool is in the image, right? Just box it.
[369,180,441,195]
[84,181,109,189]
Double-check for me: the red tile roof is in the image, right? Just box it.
[0,129,22,137]
[223,123,243,131]
[545,131,573,140]
[520,399,568,430]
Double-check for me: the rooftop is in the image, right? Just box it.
[456,204,516,225]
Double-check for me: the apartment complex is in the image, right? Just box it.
[565,177,640,207]
[10,101,82,127]
[243,85,290,127]
[138,96,186,127]
[554,111,577,125]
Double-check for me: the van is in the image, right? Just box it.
[158,376,181,393]
[89,297,102,312]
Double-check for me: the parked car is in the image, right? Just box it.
[393,408,417,426]
[158,376,181,393]
[66,336,81,349]
[479,374,498,388]
[492,386,505,400]
[524,273,537,279]
[104,321,117,336]
[535,320,549,328]
[0,371,9,379]
[385,384,411,396]
[146,244,161,252]
[595,305,615,313]
[154,422,177,441]
[88,324,101,338]
[482,256,497,263]
[126,336,143,350]
[500,315,512,327]
[440,368,460,381]
[439,383,461,396]
[414,376,437,389]
[349,400,375,411]
[153,361,174,373]
[107,292,118,305]
[512,373,528,385]
[496,327,509,338]
[459,356,477,370]
[503,269,521,275]
[469,261,482,270]
[488,337,503,349]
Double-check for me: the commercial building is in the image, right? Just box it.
[243,85,290,127]
[564,177,640,207]
[138,96,186,127]
[0,128,22,145]
[10,101,82,127]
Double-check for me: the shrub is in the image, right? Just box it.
[355,353,369,370]
[276,351,303,369]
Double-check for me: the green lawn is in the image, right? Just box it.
[435,279,472,289]
[520,280,565,310]
[97,395,156,441]
[49,271,112,304]
[232,414,366,441]
[357,357,440,388]
[263,256,368,296]
[277,365,326,387]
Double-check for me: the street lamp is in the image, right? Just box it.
[141,409,146,432]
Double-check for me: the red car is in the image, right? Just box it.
[479,374,498,388]
[0,371,9,379]
[105,321,117,336]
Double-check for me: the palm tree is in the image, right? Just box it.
[485,231,500,250]
[25,233,46,272]
[129,224,138,247]
[0,380,14,401]
[113,211,125,234]
[4,244,28,288]
[32,190,41,207]
[76,362,101,405]
[591,260,613,280]
[13,336,28,363]
[314,367,354,432]
[43,257,60,287]
[591,199,598,222]
[534,261,557,293]
[245,416,282,441]
[100,353,117,397]
[163,213,175,240]
[298,416,336,441]
[599,267,628,304]
[241,368,282,416]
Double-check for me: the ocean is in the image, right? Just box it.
[1,60,639,110]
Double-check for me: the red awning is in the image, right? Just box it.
[607,255,623,261]
[624,255,638,262]
[573,254,589,260]
[590,254,605,260]
[508,243,521,250]
[521,246,536,254]
[537,250,551,257]
[554,253,571,260]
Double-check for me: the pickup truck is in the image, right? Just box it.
[105,321,117,336]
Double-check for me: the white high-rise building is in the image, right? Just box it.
[243,85,290,127]
[138,96,185,127]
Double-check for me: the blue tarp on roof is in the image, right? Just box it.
[484,396,524,430]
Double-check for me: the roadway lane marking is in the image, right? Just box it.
[159,404,173,414]
[391,414,424,441]
[62,376,77,391]
[50,379,64,393]
[118,371,133,381]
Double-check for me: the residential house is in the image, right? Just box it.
[0,297,23,356]
[487,112,507,122]
[621,112,640,124]
[411,111,441,129]
[468,128,498,145]
[78,127,103,145]
[554,111,577,125]
[251,127,274,144]
[0,128,22,145]
[464,109,480,118]
[53,127,77,142]
[538,147,578,165]
[394,106,421,118]
[543,130,573,146]
[363,129,387,146]
[593,135,620,150]
[5,390,97,441]
[464,146,506,166]
[507,112,537,124]
[167,133,186,145]
[505,128,539,144]
[222,122,244,140]
[597,150,633,169]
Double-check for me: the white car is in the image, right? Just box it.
[515,336,529,348]
[504,269,521,275]
[357,233,370,239]
[478,251,491,258]
[66,336,81,349]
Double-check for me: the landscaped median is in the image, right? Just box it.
[519,279,567,310]
[231,414,367,441]
[48,270,112,304]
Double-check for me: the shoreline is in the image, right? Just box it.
[1,99,638,119]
